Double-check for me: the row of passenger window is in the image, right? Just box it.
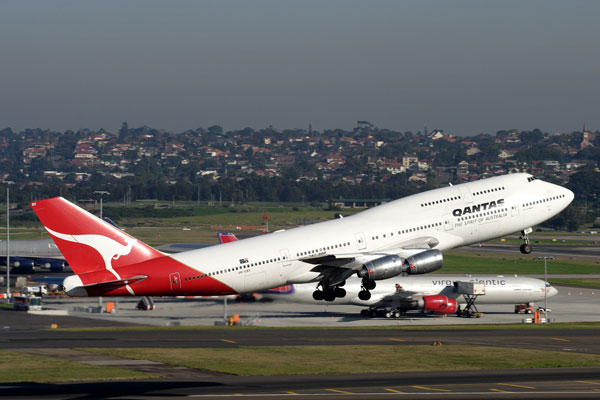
[420,196,461,208]
[473,186,505,196]
[296,242,351,258]
[371,221,444,241]
[523,194,566,207]
[184,256,282,282]
[456,208,507,222]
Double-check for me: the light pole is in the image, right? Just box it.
[94,191,110,219]
[534,256,554,322]
[5,187,9,300]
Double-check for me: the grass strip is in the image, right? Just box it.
[0,350,154,383]
[440,253,600,274]
[50,321,600,332]
[549,278,600,288]
[79,345,600,376]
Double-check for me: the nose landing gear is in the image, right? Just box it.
[520,228,533,254]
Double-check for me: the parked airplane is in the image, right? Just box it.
[262,274,558,317]
[0,239,67,273]
[29,173,573,298]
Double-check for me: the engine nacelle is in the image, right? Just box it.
[358,254,404,281]
[358,250,443,281]
[404,249,443,275]
[418,295,457,314]
[36,258,66,272]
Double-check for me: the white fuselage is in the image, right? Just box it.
[172,173,574,293]
[263,274,558,307]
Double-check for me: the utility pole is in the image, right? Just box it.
[94,191,110,219]
[6,187,10,299]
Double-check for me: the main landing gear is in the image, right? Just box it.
[312,281,347,302]
[358,279,376,301]
[520,228,533,254]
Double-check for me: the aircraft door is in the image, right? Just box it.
[458,185,473,204]
[511,204,520,217]
[280,248,291,266]
[443,216,453,231]
[169,272,181,291]
[355,232,367,250]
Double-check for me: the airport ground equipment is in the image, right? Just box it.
[514,303,534,314]
[454,281,485,318]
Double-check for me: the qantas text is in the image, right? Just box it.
[452,199,505,217]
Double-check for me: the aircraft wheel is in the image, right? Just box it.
[324,291,336,302]
[385,311,392,318]
[366,281,376,290]
[312,290,324,301]
[393,311,401,318]
[335,288,346,298]
[358,290,371,301]
[520,243,533,254]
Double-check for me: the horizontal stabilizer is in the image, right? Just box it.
[80,275,148,288]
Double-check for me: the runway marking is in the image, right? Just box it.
[284,391,298,395]
[412,385,450,392]
[187,391,600,397]
[498,383,535,389]
[325,389,352,394]
[387,338,405,342]
[384,388,404,393]
[490,388,512,393]
[219,339,237,344]
[551,337,570,342]
[577,380,600,385]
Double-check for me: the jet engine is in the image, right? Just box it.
[37,259,66,272]
[358,249,443,281]
[418,295,457,314]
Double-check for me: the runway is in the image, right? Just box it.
[1,311,599,353]
[2,287,600,399]
[14,281,599,328]
[2,273,599,399]
[2,352,600,399]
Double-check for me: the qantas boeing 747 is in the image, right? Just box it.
[30,173,573,299]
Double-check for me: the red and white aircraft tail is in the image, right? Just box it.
[217,232,238,244]
[31,197,162,276]
[30,197,235,297]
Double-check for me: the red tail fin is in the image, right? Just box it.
[217,232,238,244]
[30,197,163,276]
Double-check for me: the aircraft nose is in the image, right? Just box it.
[565,188,575,204]
[548,285,558,297]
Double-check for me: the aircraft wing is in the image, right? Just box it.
[298,236,440,286]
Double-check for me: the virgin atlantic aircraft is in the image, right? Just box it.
[30,173,573,299]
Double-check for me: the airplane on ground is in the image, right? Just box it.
[29,173,574,298]
[262,274,558,318]
[0,239,67,273]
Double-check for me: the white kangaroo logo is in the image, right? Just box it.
[45,227,136,282]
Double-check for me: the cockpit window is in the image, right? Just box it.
[527,176,537,182]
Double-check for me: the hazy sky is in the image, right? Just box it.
[1,1,599,135]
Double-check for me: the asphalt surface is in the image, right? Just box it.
[0,309,598,354]
[2,307,600,399]
[3,367,600,399]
